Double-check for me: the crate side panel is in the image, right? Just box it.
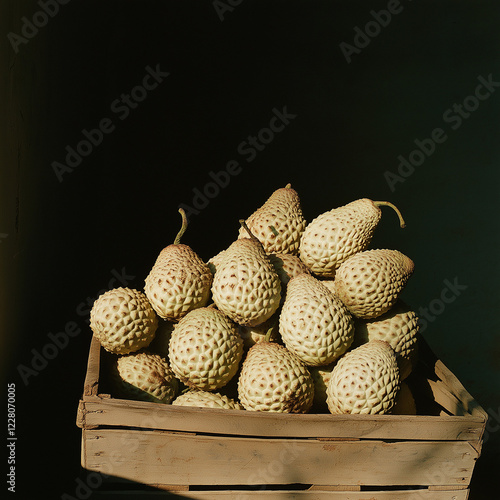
[83,429,478,487]
[79,397,484,442]
[83,336,102,397]
[434,360,488,419]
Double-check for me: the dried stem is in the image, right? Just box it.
[174,208,189,244]
[373,201,406,228]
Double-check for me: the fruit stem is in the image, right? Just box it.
[264,317,278,343]
[285,183,292,189]
[174,208,188,244]
[373,201,406,228]
[239,219,263,246]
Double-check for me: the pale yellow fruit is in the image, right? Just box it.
[237,184,306,255]
[145,209,213,322]
[334,249,414,319]
[211,235,281,327]
[268,253,311,290]
[207,248,228,275]
[354,300,419,379]
[238,341,314,413]
[299,199,405,279]
[319,279,337,295]
[326,340,400,415]
[172,390,244,410]
[168,307,243,391]
[279,273,354,366]
[145,244,213,321]
[237,312,281,350]
[90,287,158,354]
[113,351,178,404]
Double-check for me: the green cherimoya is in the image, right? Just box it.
[299,199,405,279]
[90,287,158,354]
[238,341,314,413]
[172,390,244,410]
[168,307,244,391]
[354,300,419,380]
[238,184,306,255]
[334,249,414,319]
[113,351,178,404]
[279,273,354,366]
[145,209,213,322]
[326,340,400,415]
[211,221,282,327]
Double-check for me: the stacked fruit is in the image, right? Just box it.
[90,184,419,414]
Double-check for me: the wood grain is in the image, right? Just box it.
[83,428,478,487]
[78,395,485,443]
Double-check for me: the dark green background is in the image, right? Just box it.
[2,0,499,497]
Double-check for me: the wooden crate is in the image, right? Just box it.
[76,334,487,499]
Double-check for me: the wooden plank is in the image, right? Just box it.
[83,335,102,397]
[83,429,478,487]
[427,379,467,416]
[415,336,485,417]
[433,360,488,419]
[88,489,470,499]
[429,484,468,490]
[77,396,484,443]
[308,484,361,491]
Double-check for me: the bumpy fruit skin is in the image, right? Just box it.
[326,340,400,415]
[211,238,282,327]
[172,390,244,410]
[207,248,228,275]
[334,249,414,319]
[269,253,311,288]
[319,279,337,295]
[279,274,354,366]
[90,287,158,354]
[354,300,419,380]
[168,307,244,391]
[238,342,314,413]
[145,244,213,322]
[113,351,178,404]
[238,312,281,350]
[299,199,382,279]
[237,185,306,255]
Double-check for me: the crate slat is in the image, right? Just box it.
[83,335,101,397]
[83,428,478,487]
[78,395,484,443]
